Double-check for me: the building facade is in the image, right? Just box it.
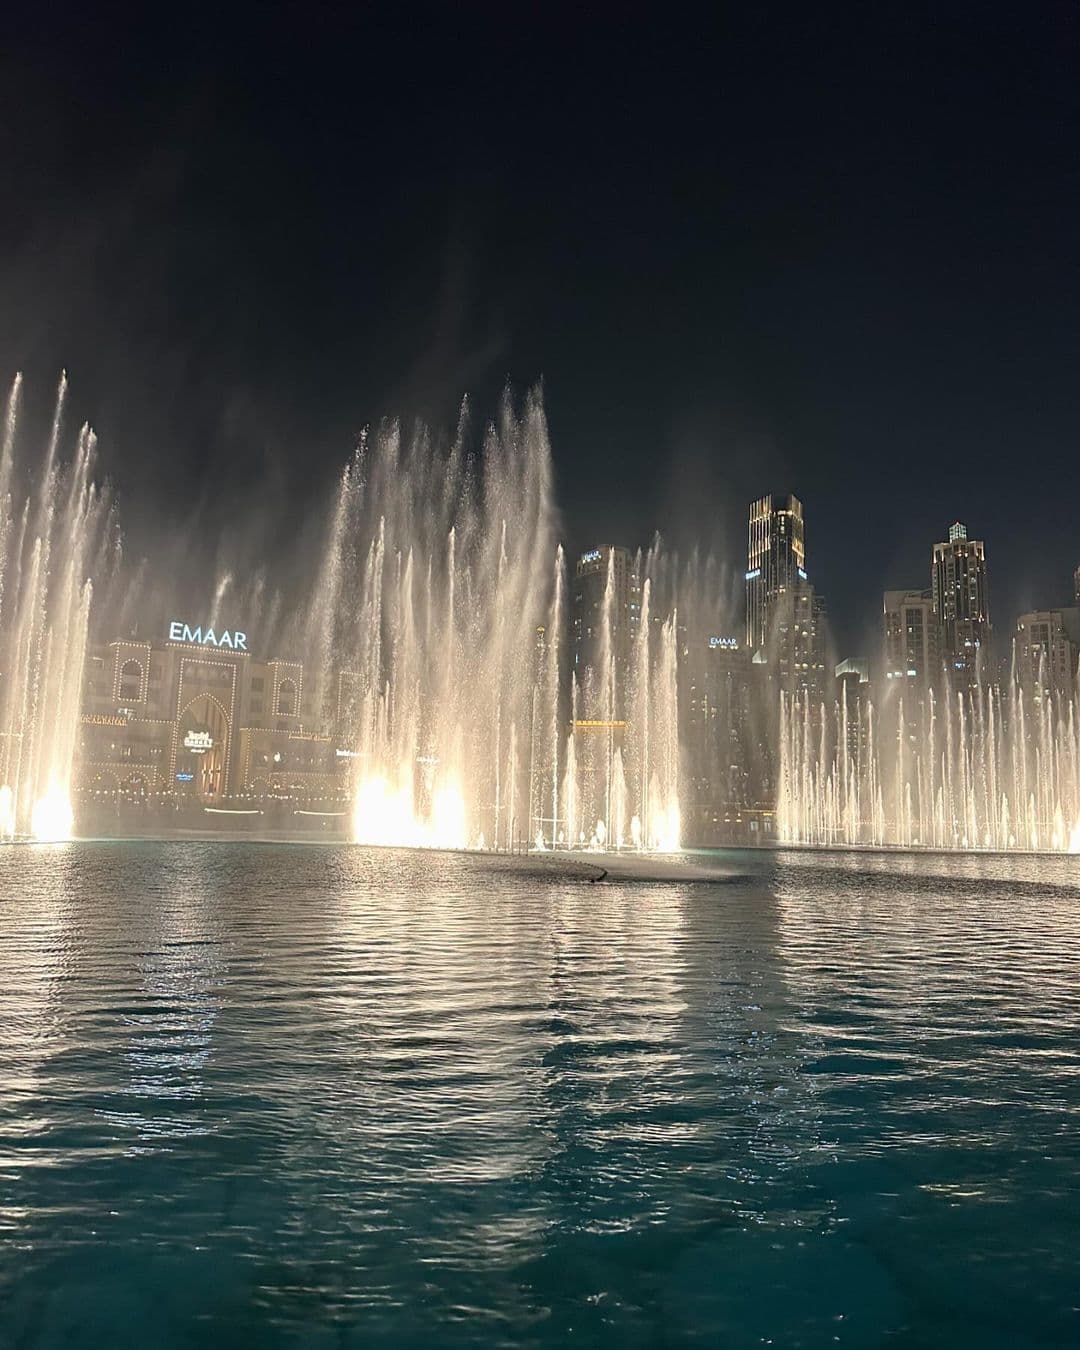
[746,494,806,654]
[882,589,938,694]
[767,576,831,704]
[571,545,641,717]
[1015,609,1080,707]
[77,620,355,806]
[931,521,991,686]
[681,631,773,842]
[835,658,870,766]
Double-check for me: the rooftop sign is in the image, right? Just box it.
[168,621,248,651]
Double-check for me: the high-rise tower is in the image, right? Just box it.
[931,521,990,686]
[883,589,938,693]
[746,494,805,654]
[571,546,641,716]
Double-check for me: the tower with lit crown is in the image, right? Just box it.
[931,521,990,686]
[746,494,805,654]
[571,546,640,716]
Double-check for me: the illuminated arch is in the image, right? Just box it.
[118,658,145,703]
[276,678,298,716]
[177,693,232,801]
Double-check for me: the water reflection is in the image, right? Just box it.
[0,843,1079,1346]
[101,858,224,1150]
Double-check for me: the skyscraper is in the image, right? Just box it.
[1074,564,1080,606]
[768,578,830,702]
[835,658,870,766]
[570,545,641,716]
[746,494,805,653]
[931,521,991,686]
[681,632,770,842]
[883,589,938,692]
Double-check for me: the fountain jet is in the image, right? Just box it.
[0,376,111,841]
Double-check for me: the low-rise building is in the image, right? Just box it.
[77,618,356,806]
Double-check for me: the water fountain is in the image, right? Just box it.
[778,667,1080,852]
[564,540,681,852]
[306,387,681,852]
[0,375,113,841]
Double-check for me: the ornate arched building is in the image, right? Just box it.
[78,625,357,806]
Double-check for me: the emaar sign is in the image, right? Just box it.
[168,621,248,651]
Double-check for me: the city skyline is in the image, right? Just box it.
[85,478,1079,683]
[55,460,1079,854]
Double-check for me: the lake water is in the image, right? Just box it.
[2,842,1079,1348]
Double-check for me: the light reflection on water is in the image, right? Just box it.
[0,843,1078,1347]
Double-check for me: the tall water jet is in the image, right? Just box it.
[778,670,1080,853]
[307,387,682,852]
[0,375,112,841]
[308,388,560,850]
[567,541,682,851]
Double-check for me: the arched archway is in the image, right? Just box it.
[118,658,144,703]
[276,678,298,717]
[177,694,231,801]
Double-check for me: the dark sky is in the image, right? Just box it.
[1,2,1078,654]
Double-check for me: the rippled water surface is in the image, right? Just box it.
[2,843,1080,1348]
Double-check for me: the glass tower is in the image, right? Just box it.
[746,494,805,654]
[931,521,991,686]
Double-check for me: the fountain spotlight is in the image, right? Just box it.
[30,786,75,843]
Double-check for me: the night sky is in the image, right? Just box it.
[1,3,1078,654]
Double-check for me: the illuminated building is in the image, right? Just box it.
[681,633,773,842]
[77,620,356,808]
[766,575,831,703]
[931,521,991,686]
[835,657,869,763]
[1075,564,1080,605]
[835,657,868,683]
[571,545,641,717]
[568,547,642,837]
[1015,608,1080,707]
[883,590,938,692]
[746,494,805,654]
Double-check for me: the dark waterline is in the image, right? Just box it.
[2,843,1079,1347]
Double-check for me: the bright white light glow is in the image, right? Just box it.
[31,787,75,842]
[650,801,682,853]
[351,775,469,850]
[0,785,14,840]
[1070,822,1080,854]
